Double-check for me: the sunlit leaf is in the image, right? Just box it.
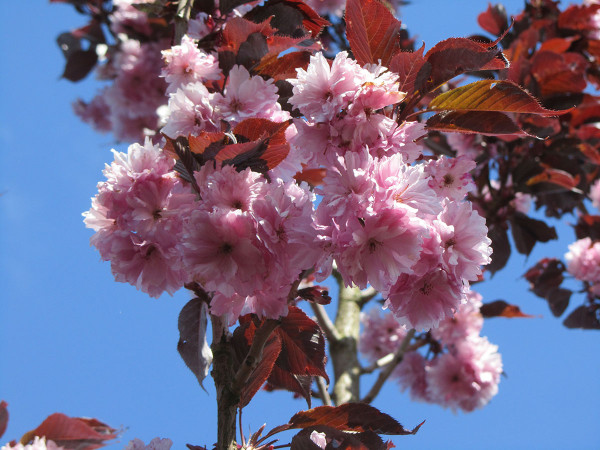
[240,333,282,408]
[426,111,527,136]
[429,80,569,116]
[526,167,581,193]
[346,0,402,67]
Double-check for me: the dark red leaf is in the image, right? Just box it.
[546,288,571,317]
[345,0,403,67]
[531,51,587,97]
[424,37,506,89]
[177,296,213,389]
[265,367,313,407]
[428,80,569,116]
[286,403,423,435]
[480,300,536,318]
[523,258,566,299]
[240,333,282,408]
[477,3,508,36]
[294,166,327,186]
[563,305,600,330]
[558,4,600,32]
[61,49,98,82]
[230,119,292,171]
[538,37,576,54]
[487,224,511,274]
[297,286,331,305]
[20,414,117,450]
[220,17,275,55]
[244,0,328,37]
[256,51,312,81]
[0,401,7,440]
[574,215,600,241]
[291,426,387,450]
[526,166,581,192]
[274,306,328,381]
[510,212,558,256]
[426,111,527,136]
[388,44,431,95]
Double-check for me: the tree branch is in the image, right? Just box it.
[175,0,194,44]
[315,376,332,406]
[361,329,416,404]
[310,302,341,342]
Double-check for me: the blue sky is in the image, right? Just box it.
[1,1,600,449]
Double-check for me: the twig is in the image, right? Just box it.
[175,0,194,44]
[315,376,332,406]
[358,286,378,307]
[360,352,395,375]
[361,329,416,404]
[232,319,280,390]
[310,303,341,342]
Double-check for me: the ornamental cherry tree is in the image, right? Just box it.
[4,0,599,449]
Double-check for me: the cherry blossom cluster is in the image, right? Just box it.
[291,52,492,330]
[124,438,172,450]
[360,291,503,412]
[74,1,168,142]
[565,237,600,295]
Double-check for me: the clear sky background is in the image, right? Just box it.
[1,1,600,449]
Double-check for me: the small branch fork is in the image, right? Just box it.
[361,329,416,404]
[175,0,194,44]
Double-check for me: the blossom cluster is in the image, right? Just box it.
[360,291,503,412]
[1,437,63,450]
[85,39,493,331]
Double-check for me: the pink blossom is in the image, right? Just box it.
[161,82,219,138]
[434,201,492,282]
[336,208,424,292]
[181,209,265,298]
[590,179,600,210]
[394,351,431,402]
[431,290,484,345]
[309,430,327,449]
[72,93,112,133]
[187,12,215,40]
[379,121,426,163]
[111,0,152,36]
[385,268,465,331]
[289,52,365,122]
[161,35,221,93]
[304,0,346,15]
[425,155,476,201]
[215,65,282,124]
[359,308,407,362]
[123,438,172,450]
[426,336,502,412]
[565,237,600,282]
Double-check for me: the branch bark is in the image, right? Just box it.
[310,302,341,342]
[175,0,194,44]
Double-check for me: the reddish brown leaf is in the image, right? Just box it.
[574,214,600,241]
[388,44,431,95]
[558,4,600,32]
[424,37,506,89]
[510,212,557,256]
[294,167,327,186]
[480,300,536,318]
[291,426,387,450]
[278,0,330,37]
[274,306,328,381]
[487,224,511,274]
[526,166,581,192]
[538,37,576,54]
[546,288,571,317]
[265,367,313,407]
[297,286,331,305]
[346,0,403,67]
[231,119,291,171]
[20,414,117,450]
[255,51,312,81]
[426,111,527,136]
[524,258,566,299]
[428,80,569,116]
[0,401,8,440]
[477,3,508,36]
[240,333,282,408]
[531,51,587,97]
[578,143,600,165]
[244,0,329,37]
[220,17,275,54]
[563,305,600,330]
[285,403,423,435]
